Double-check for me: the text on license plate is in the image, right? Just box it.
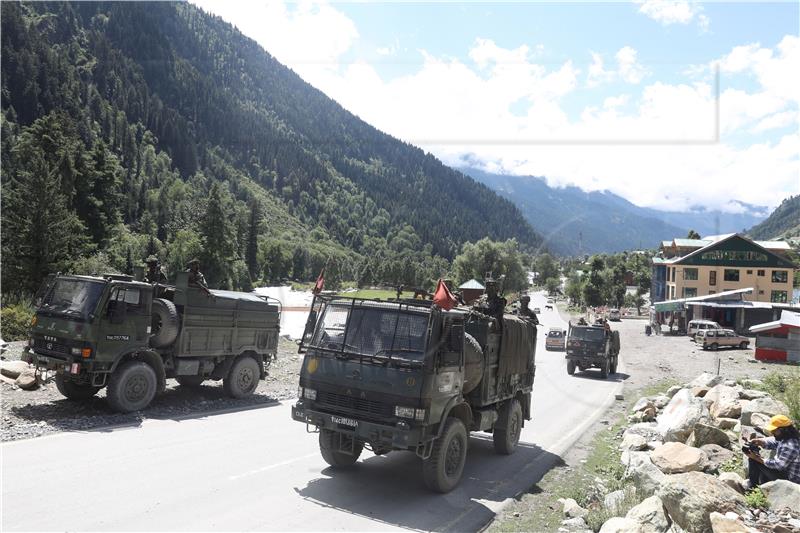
[331,416,358,428]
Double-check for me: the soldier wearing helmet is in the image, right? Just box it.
[515,294,539,325]
[144,255,167,284]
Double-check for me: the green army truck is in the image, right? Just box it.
[565,322,620,379]
[291,296,537,492]
[24,272,280,412]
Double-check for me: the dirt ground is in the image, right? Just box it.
[1,338,302,442]
[489,312,798,532]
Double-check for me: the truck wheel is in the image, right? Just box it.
[150,298,179,348]
[423,417,468,493]
[176,376,205,387]
[493,399,522,455]
[567,361,576,375]
[319,429,363,468]
[55,374,100,401]
[739,341,748,349]
[223,355,260,398]
[610,356,618,375]
[600,359,609,379]
[107,361,157,413]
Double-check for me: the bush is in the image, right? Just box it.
[745,487,769,510]
[759,370,800,423]
[1,300,34,341]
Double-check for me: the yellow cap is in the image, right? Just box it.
[765,414,793,434]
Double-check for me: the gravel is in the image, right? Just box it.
[1,338,301,442]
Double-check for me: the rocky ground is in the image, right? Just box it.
[1,338,302,442]
[491,314,800,533]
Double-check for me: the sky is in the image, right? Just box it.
[191,0,800,215]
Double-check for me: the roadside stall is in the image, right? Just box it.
[748,311,800,363]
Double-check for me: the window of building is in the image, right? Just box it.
[683,268,698,281]
[757,270,765,277]
[724,269,739,282]
[772,270,788,283]
[771,290,788,303]
[709,271,717,286]
[671,268,676,282]
[746,270,753,275]
[759,290,764,295]
[683,287,697,298]
[708,290,716,295]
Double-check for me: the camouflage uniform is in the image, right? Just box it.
[186,259,211,295]
[145,256,167,284]
[515,295,539,325]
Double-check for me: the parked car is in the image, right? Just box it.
[546,298,555,305]
[608,309,621,321]
[698,329,750,350]
[533,307,541,314]
[545,328,566,351]
[688,319,722,340]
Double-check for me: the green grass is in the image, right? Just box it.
[745,487,769,510]
[749,370,800,423]
[638,379,681,399]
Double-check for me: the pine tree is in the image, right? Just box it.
[200,183,236,288]
[245,201,261,281]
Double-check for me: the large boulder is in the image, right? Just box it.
[686,423,730,449]
[740,397,789,426]
[651,442,708,474]
[717,472,745,494]
[598,517,641,533]
[652,395,670,409]
[689,373,725,388]
[625,495,671,533]
[624,423,664,442]
[665,385,682,398]
[709,512,758,533]
[0,360,31,379]
[623,451,667,498]
[759,479,800,510]
[15,370,39,390]
[561,516,590,531]
[714,418,738,430]
[657,389,709,443]
[560,497,588,519]
[708,386,742,419]
[657,472,748,533]
[604,488,631,516]
[699,444,735,473]
[738,389,767,400]
[620,433,648,452]
[749,412,771,430]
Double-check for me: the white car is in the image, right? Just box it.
[608,309,621,321]
[533,307,541,314]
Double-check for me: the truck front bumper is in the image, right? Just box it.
[291,400,427,450]
[565,353,607,366]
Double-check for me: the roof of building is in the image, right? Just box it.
[749,310,800,334]
[458,279,485,290]
[756,240,792,251]
[673,238,713,247]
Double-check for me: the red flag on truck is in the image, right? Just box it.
[313,268,325,295]
[433,279,457,311]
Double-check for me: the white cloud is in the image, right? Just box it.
[636,0,709,30]
[753,110,799,133]
[587,47,648,87]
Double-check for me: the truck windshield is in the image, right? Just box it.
[311,302,428,364]
[569,327,605,342]
[39,279,105,319]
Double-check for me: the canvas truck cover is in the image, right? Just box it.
[498,315,537,377]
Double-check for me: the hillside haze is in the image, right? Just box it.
[748,195,800,241]
[0,2,542,292]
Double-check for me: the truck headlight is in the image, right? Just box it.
[302,387,317,400]
[395,406,426,421]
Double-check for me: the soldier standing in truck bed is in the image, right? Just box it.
[186,258,212,296]
[515,294,539,325]
[144,255,167,284]
[474,278,506,331]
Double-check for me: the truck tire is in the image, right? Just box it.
[150,298,179,348]
[55,374,100,401]
[610,355,618,375]
[107,361,157,412]
[223,355,260,398]
[600,358,609,379]
[611,331,621,355]
[493,399,523,455]
[567,361,576,375]
[423,417,468,493]
[319,429,363,468]
[176,376,205,387]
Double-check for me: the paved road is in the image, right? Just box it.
[2,292,624,531]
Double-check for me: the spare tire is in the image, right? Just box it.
[150,298,179,348]
[462,333,484,395]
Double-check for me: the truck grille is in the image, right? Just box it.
[315,390,394,422]
[33,338,70,357]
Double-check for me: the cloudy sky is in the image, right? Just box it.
[192,0,799,214]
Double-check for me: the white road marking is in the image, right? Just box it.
[228,452,319,480]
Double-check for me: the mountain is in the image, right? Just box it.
[0,2,541,292]
[633,203,769,240]
[461,168,686,255]
[748,195,800,241]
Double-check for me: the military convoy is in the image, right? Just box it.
[565,321,620,379]
[24,272,280,412]
[291,294,538,492]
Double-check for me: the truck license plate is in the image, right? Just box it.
[331,415,358,428]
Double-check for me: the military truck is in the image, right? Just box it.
[565,322,620,378]
[23,272,280,412]
[291,296,537,493]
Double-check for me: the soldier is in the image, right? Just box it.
[474,278,506,330]
[144,255,167,284]
[186,258,212,296]
[515,294,539,325]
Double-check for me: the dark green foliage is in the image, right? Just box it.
[452,238,528,292]
[582,257,605,308]
[748,195,800,240]
[0,301,34,341]
[686,230,701,239]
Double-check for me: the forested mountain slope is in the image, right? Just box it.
[1,2,541,293]
[748,195,800,241]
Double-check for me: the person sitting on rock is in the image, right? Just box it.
[744,414,800,488]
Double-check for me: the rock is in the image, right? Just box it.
[562,516,589,529]
[562,498,588,518]
[625,495,671,533]
[709,511,758,533]
[604,489,627,515]
[687,423,731,448]
[15,370,39,391]
[689,373,725,388]
[616,393,625,401]
[620,433,648,452]
[699,444,735,473]
[738,389,767,400]
[749,412,771,429]
[690,386,709,398]
[599,517,641,533]
[632,397,652,413]
[0,360,30,379]
[760,480,800,511]
[718,472,745,494]
[657,389,709,443]
[624,451,667,498]
[666,385,682,398]
[724,380,736,386]
[657,472,747,533]
[708,386,742,419]
[652,395,670,409]
[624,422,665,442]
[741,397,789,426]
[714,418,738,430]
[651,442,709,473]
[739,378,763,388]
